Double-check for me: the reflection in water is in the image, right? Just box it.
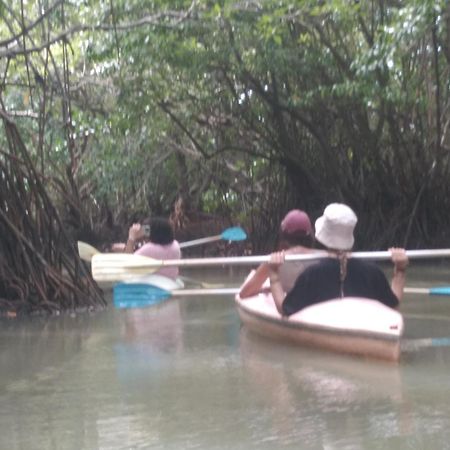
[115,300,183,382]
[2,262,450,449]
[0,313,97,450]
[238,327,409,448]
[0,314,92,391]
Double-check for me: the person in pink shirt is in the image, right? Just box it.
[124,217,181,280]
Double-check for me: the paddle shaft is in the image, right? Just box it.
[123,248,450,269]
[404,286,450,296]
[179,235,222,248]
[179,226,246,248]
[182,286,449,297]
[164,287,240,296]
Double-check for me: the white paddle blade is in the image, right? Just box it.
[91,253,162,282]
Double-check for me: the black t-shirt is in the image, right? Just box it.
[282,258,399,316]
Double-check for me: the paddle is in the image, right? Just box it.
[179,226,247,248]
[113,283,450,310]
[78,241,100,262]
[92,248,450,282]
[404,286,450,296]
[113,282,450,310]
[401,337,450,351]
[113,284,240,309]
[77,227,246,262]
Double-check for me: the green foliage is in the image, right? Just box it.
[1,0,449,247]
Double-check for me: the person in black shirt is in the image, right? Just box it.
[268,203,409,316]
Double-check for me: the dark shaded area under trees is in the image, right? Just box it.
[0,114,104,315]
[0,0,449,313]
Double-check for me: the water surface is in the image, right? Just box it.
[1,263,450,449]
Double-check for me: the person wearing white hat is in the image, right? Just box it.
[268,203,409,316]
[239,209,320,299]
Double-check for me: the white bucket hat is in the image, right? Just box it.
[315,203,357,250]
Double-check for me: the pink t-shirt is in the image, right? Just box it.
[134,240,181,280]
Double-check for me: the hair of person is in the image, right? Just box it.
[336,250,348,297]
[278,230,314,249]
[314,241,348,297]
[143,216,174,245]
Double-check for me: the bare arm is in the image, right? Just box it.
[268,251,287,315]
[125,224,143,253]
[239,263,270,298]
[390,247,409,302]
[241,245,318,301]
[111,242,126,252]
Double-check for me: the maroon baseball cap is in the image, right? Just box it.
[281,209,312,235]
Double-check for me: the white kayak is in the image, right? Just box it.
[235,287,404,362]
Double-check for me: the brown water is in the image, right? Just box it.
[1,263,450,449]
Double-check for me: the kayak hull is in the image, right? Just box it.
[235,293,403,362]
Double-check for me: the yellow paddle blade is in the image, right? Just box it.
[77,241,101,262]
[91,253,163,282]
